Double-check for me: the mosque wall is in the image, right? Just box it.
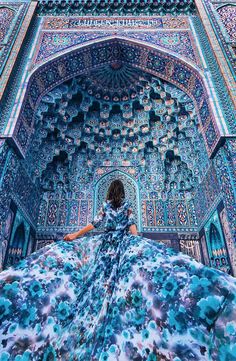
[204,209,232,274]
[214,139,236,274]
[0,140,39,269]
[193,0,236,275]
[0,0,235,275]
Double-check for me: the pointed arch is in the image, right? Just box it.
[209,223,222,251]
[8,38,222,158]
[94,169,141,231]
[4,222,25,267]
[215,3,236,11]
[32,35,202,75]
[11,222,25,249]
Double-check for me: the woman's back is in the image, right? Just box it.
[92,199,135,232]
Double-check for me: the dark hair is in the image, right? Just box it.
[106,179,125,209]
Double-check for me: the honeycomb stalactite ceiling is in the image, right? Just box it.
[78,63,151,103]
[37,0,196,16]
[24,63,209,204]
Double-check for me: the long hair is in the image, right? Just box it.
[106,179,125,209]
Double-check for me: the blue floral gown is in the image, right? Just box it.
[0,200,236,361]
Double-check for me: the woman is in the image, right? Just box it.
[63,179,138,241]
[0,180,236,361]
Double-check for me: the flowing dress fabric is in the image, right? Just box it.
[0,200,236,361]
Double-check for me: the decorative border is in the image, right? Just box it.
[195,0,236,114]
[191,15,236,135]
[32,30,201,69]
[0,2,37,101]
[42,16,191,30]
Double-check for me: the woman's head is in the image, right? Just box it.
[106,179,125,209]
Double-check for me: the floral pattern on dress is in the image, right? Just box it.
[91,200,136,231]
[0,200,236,360]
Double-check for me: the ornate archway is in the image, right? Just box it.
[31,59,209,235]
[94,170,141,230]
[6,38,222,160]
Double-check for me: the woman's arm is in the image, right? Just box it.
[129,224,138,235]
[63,223,95,241]
[127,207,138,235]
[64,204,105,241]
